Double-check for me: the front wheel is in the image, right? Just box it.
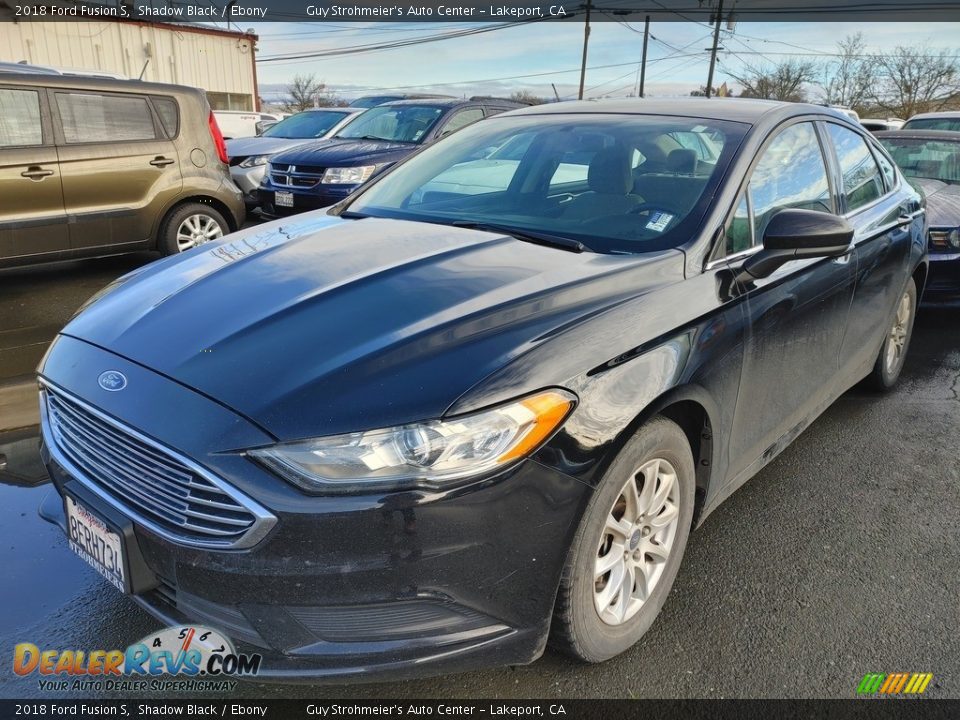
[158,203,228,256]
[550,416,695,663]
[866,277,917,391]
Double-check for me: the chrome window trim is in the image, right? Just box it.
[39,379,277,551]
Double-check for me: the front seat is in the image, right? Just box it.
[666,148,698,174]
[562,147,641,221]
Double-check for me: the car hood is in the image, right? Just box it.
[272,138,416,167]
[913,178,960,228]
[226,136,320,159]
[61,215,684,441]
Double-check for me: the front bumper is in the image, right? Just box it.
[230,164,267,206]
[257,184,355,218]
[921,251,960,301]
[37,335,590,681]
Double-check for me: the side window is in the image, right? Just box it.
[726,193,753,254]
[873,146,897,191]
[826,123,886,212]
[152,97,179,138]
[56,92,157,144]
[749,122,832,242]
[0,88,43,147]
[439,108,484,138]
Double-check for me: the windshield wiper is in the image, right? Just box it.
[451,221,588,253]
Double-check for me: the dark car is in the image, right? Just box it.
[877,130,960,298]
[902,111,960,132]
[258,97,525,217]
[37,99,925,682]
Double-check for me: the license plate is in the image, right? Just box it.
[65,496,126,593]
[275,191,294,207]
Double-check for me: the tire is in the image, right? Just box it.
[865,277,917,391]
[158,203,229,256]
[550,416,696,663]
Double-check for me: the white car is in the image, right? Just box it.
[226,108,365,206]
[213,110,282,140]
[861,118,905,133]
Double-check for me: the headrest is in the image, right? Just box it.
[588,147,632,195]
[667,148,698,174]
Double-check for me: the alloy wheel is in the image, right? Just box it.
[176,213,224,252]
[594,457,681,626]
[885,290,912,375]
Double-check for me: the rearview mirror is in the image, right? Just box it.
[739,208,853,281]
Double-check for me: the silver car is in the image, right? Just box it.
[227,108,364,206]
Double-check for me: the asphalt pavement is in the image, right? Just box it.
[0,247,957,699]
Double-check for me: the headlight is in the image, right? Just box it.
[248,389,576,493]
[930,228,960,250]
[238,155,271,168]
[321,165,380,185]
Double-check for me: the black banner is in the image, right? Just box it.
[4,0,960,23]
[2,700,960,720]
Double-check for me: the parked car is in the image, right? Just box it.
[902,111,960,132]
[227,108,365,207]
[0,73,244,267]
[37,98,925,682]
[860,118,904,133]
[259,97,526,217]
[213,110,282,139]
[349,93,453,108]
[877,129,960,298]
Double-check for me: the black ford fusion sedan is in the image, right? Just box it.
[38,98,926,681]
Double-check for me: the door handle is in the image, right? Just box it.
[21,167,54,179]
[149,157,175,167]
[897,214,913,227]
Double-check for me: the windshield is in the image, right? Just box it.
[335,104,445,144]
[878,136,960,184]
[344,114,745,254]
[262,110,352,139]
[902,117,960,132]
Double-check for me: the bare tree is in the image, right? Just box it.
[726,59,818,102]
[820,33,877,112]
[283,74,342,112]
[509,90,548,105]
[871,47,960,118]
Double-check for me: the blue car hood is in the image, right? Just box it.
[61,215,683,440]
[272,138,416,167]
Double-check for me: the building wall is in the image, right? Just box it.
[0,21,258,110]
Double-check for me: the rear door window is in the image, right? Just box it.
[439,108,484,137]
[56,92,158,144]
[825,123,886,212]
[151,97,179,138]
[0,88,43,147]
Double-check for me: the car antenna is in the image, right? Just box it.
[138,59,149,81]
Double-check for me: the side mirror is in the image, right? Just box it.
[739,208,853,281]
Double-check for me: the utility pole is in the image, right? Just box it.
[578,0,592,100]
[638,15,650,98]
[705,0,723,99]
[551,83,561,102]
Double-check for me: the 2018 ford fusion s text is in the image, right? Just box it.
[38,99,926,681]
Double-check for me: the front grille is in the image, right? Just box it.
[269,163,325,188]
[42,384,275,549]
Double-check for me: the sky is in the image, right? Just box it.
[235,20,960,103]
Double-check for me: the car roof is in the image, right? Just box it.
[499,97,851,125]
[874,129,960,141]
[907,111,960,120]
[380,97,524,109]
[0,71,206,98]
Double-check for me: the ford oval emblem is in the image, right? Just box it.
[98,370,127,392]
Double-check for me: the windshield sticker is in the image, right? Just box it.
[645,211,674,232]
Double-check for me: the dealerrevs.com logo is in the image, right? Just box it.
[13,625,262,692]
